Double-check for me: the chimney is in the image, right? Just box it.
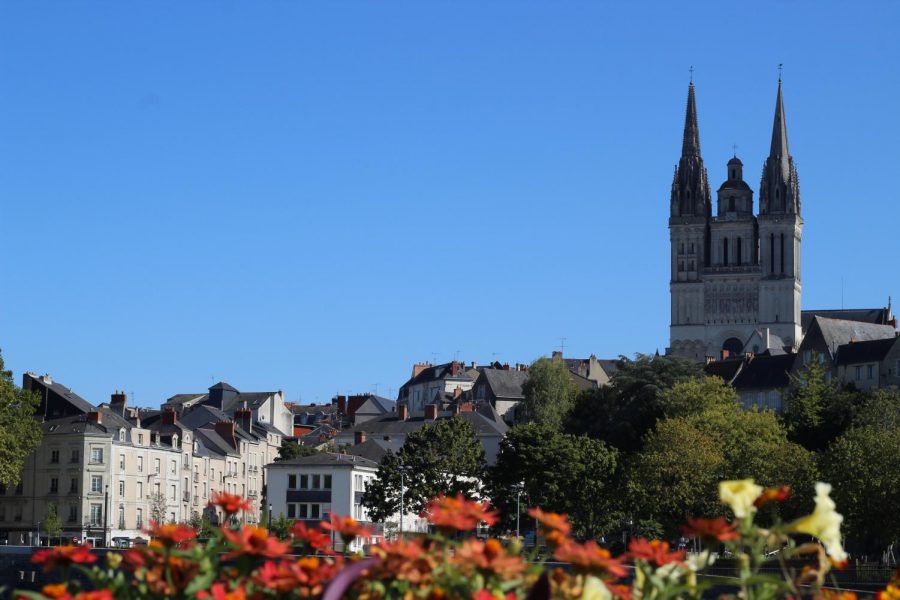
[162,407,177,425]
[336,395,347,415]
[458,401,474,413]
[110,391,128,416]
[398,403,409,421]
[214,420,238,449]
[235,408,252,433]
[470,361,477,369]
[502,363,510,370]
[354,431,366,445]
[424,404,438,420]
[412,363,430,378]
[42,374,53,385]
[450,361,461,377]
[452,386,464,399]
[552,351,562,359]
[87,411,102,424]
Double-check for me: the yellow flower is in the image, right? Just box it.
[582,575,612,600]
[719,479,763,519]
[789,482,847,564]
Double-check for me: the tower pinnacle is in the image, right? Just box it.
[760,79,800,215]
[682,83,701,157]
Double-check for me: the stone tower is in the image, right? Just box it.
[667,80,802,360]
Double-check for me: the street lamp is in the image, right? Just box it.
[398,464,411,538]
[515,482,525,541]
[268,504,273,533]
[104,484,109,548]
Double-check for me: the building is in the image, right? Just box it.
[793,316,896,373]
[397,362,478,418]
[668,79,803,360]
[833,336,900,391]
[265,452,382,552]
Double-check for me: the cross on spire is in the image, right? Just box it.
[689,65,694,84]
[778,63,783,82]
[732,143,738,157]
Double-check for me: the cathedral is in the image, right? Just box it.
[667,79,803,360]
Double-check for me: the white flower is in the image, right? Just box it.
[719,479,763,519]
[789,482,847,564]
[685,550,715,572]
[582,575,612,600]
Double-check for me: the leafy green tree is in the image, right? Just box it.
[851,388,900,430]
[276,442,319,461]
[819,426,900,553]
[487,424,618,539]
[44,503,62,545]
[563,385,618,439]
[521,357,578,430]
[270,514,293,540]
[0,350,42,485]
[362,417,486,523]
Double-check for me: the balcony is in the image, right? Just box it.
[183,491,191,503]
[193,473,199,483]
[193,495,199,506]
[136,519,143,529]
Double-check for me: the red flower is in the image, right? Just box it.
[146,521,197,548]
[222,525,290,559]
[528,508,572,548]
[291,521,333,554]
[321,514,373,544]
[681,516,740,542]
[553,540,628,579]
[32,544,97,572]
[39,583,71,599]
[73,592,115,600]
[627,538,686,567]
[754,485,792,508]
[210,491,252,516]
[254,557,342,596]
[424,494,498,533]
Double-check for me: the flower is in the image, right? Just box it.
[370,537,436,585]
[554,540,628,579]
[209,491,252,516]
[528,508,571,548]
[291,521,333,554]
[222,525,291,559]
[73,592,115,600]
[788,482,847,566]
[754,485,792,508]
[321,514,373,545]
[451,538,527,579]
[32,544,97,572]
[146,521,196,548]
[719,479,764,519]
[40,583,71,599]
[681,516,739,542]
[627,538,686,567]
[204,582,247,600]
[424,494,498,533]
[581,575,613,600]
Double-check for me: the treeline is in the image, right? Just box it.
[362,354,900,555]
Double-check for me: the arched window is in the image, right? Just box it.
[737,237,743,265]
[723,238,729,265]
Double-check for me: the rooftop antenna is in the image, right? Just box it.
[372,383,380,395]
[453,350,461,361]
[689,65,694,84]
[778,63,783,83]
[559,337,567,356]
[387,386,394,399]
[430,352,438,364]
[130,391,135,407]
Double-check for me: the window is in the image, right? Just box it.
[136,508,143,529]
[780,233,785,273]
[120,454,125,469]
[137,456,143,473]
[170,485,176,501]
[50,450,60,464]
[119,480,125,497]
[728,196,735,212]
[287,504,296,519]
[802,350,812,364]
[310,504,320,519]
[70,449,80,464]
[154,482,160,495]
[137,481,143,499]
[324,475,332,490]
[723,238,729,265]
[300,475,309,489]
[154,458,160,475]
[170,460,176,475]
[90,448,104,464]
[312,475,321,490]
[868,365,874,380]
[90,504,102,525]
[68,505,77,522]
[138,433,144,445]
[170,512,175,523]
[736,237,742,265]
[299,504,308,519]
[91,475,103,493]
[50,478,59,493]
[678,261,684,272]
[203,483,207,498]
[70,478,78,493]
[118,506,125,529]
[288,475,297,489]
[855,366,863,381]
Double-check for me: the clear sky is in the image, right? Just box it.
[1,1,898,408]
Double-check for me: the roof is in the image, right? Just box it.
[597,359,620,378]
[481,369,528,399]
[291,403,339,415]
[835,337,899,366]
[732,353,795,390]
[348,408,507,437]
[27,375,95,414]
[41,414,110,436]
[194,428,239,458]
[209,382,239,392]
[165,393,207,406]
[802,308,895,332]
[346,439,389,463]
[400,362,474,391]
[704,358,744,384]
[268,452,378,469]
[808,317,897,357]
[176,405,233,430]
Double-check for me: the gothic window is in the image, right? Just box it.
[723,238,729,266]
[737,237,742,265]
[728,196,735,212]
[689,242,694,253]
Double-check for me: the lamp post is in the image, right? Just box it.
[515,482,525,541]
[268,504,273,533]
[104,484,109,548]
[398,464,411,539]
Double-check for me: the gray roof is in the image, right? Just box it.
[597,359,620,377]
[348,407,507,437]
[835,336,899,366]
[347,439,389,463]
[481,369,528,400]
[802,308,895,333]
[268,451,378,469]
[165,393,207,406]
[364,395,396,414]
[28,376,95,414]
[195,428,239,458]
[176,405,233,430]
[42,414,109,436]
[809,317,897,357]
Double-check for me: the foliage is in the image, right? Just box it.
[16,483,872,600]
[362,417,486,522]
[0,350,43,485]
[270,514,294,540]
[851,388,900,430]
[276,442,319,461]
[521,356,578,430]
[148,492,168,524]
[44,503,63,544]
[487,423,618,539]
[819,425,900,553]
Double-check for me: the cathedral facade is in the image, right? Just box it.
[667,80,803,360]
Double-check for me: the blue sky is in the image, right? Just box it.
[1,1,898,407]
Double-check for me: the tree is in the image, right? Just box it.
[521,357,578,430]
[0,350,42,485]
[276,442,319,461]
[149,492,168,524]
[487,424,618,539]
[270,514,293,540]
[44,503,62,546]
[819,426,900,553]
[362,417,486,523]
[851,388,900,430]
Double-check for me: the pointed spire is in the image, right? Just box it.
[682,83,701,157]
[769,80,790,159]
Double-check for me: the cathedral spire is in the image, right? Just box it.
[759,79,800,216]
[682,83,701,157]
[769,79,790,161]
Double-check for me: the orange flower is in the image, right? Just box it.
[452,538,527,580]
[137,552,201,596]
[821,592,857,600]
[528,508,572,548]
[291,521,333,554]
[254,557,341,597]
[222,525,290,559]
[73,592,114,600]
[754,485,792,508]
[607,583,633,600]
[369,537,436,585]
[210,491,252,516]
[627,538,686,567]
[681,517,739,542]
[877,584,900,600]
[424,494,498,533]
[321,514,373,544]
[553,540,628,579]
[146,521,197,548]
[32,544,97,572]
[40,583,71,599]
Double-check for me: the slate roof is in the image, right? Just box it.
[42,414,110,436]
[166,393,207,406]
[400,363,474,391]
[347,406,507,437]
[732,354,795,390]
[597,359,620,378]
[365,395,396,414]
[835,337,899,366]
[481,369,528,400]
[809,317,897,357]
[704,358,744,383]
[176,405,233,430]
[194,428,239,457]
[802,308,895,333]
[346,439,389,463]
[27,375,95,414]
[268,452,378,469]
[291,403,339,415]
